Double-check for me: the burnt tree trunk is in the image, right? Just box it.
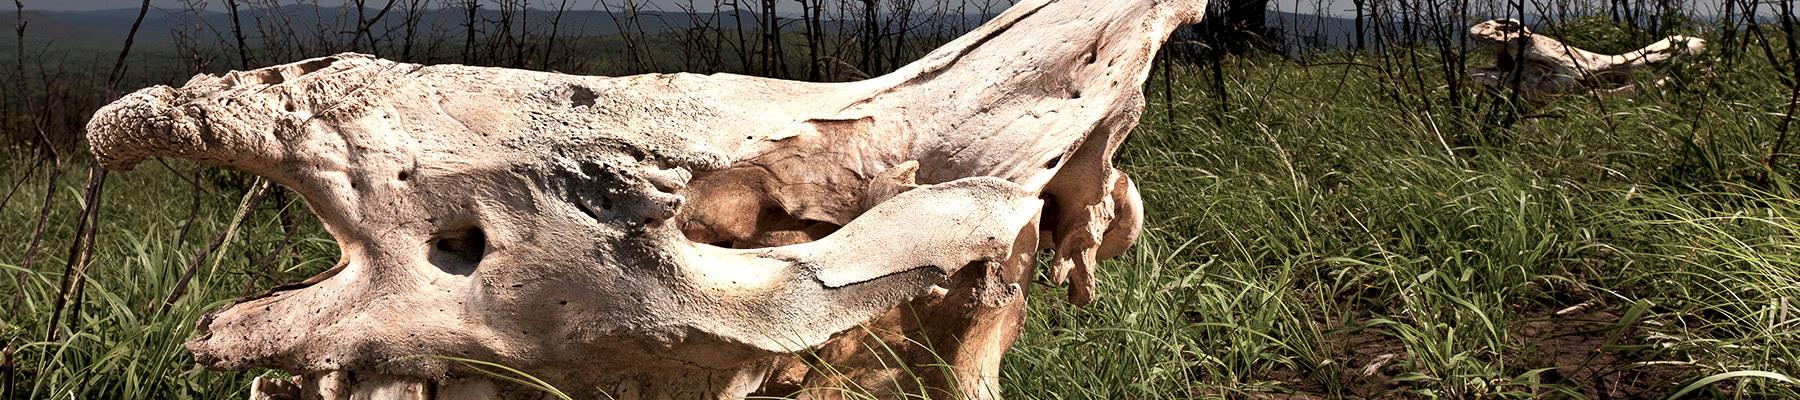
[1197,0,1269,54]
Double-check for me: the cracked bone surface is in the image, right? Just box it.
[1468,18,1705,102]
[84,0,1201,398]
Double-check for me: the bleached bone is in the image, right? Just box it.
[84,0,1202,398]
[1468,18,1705,102]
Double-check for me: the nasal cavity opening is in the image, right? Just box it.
[429,227,487,276]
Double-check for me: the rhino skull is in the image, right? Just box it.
[84,0,1203,398]
[1468,18,1706,102]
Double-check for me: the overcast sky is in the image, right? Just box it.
[15,0,1739,19]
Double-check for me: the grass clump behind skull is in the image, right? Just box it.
[996,46,1799,399]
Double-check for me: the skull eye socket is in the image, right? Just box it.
[429,227,487,276]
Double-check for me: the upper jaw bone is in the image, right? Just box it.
[181,176,1040,388]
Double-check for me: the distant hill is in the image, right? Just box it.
[14,0,198,12]
[0,10,120,43]
[1268,9,1361,51]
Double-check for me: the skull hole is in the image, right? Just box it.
[428,227,487,276]
[568,85,599,107]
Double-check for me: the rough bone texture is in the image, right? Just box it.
[1468,18,1705,102]
[84,0,1204,398]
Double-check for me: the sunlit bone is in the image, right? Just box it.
[83,0,1203,398]
[1469,18,1705,102]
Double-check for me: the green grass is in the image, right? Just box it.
[0,160,334,398]
[998,47,1799,398]
[4,39,1800,399]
